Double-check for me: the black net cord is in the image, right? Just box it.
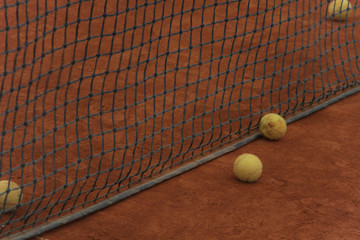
[6,85,360,240]
[1,0,360,238]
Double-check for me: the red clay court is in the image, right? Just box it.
[0,0,360,239]
[37,91,360,240]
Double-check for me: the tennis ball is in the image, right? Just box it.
[259,113,287,140]
[233,153,262,183]
[0,180,22,212]
[328,0,353,21]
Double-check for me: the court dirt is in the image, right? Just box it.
[35,92,360,240]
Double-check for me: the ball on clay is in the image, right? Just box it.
[259,113,287,140]
[233,153,263,183]
[328,0,353,21]
[0,180,22,212]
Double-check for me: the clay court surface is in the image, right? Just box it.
[32,92,360,240]
[1,0,360,239]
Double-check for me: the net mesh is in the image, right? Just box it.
[0,0,359,238]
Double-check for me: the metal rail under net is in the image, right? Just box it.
[0,0,359,238]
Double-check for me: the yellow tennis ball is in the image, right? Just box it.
[328,0,353,21]
[259,113,287,140]
[233,153,262,183]
[0,180,22,212]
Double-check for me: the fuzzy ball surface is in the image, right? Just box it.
[328,0,353,21]
[233,153,263,183]
[259,113,287,140]
[0,180,22,212]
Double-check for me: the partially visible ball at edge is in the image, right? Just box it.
[328,0,353,21]
[0,180,22,212]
